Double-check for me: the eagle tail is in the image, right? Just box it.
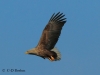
[51,47,61,61]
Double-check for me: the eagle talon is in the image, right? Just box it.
[48,58,52,61]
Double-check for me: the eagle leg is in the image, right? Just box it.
[51,56,55,61]
[48,56,55,61]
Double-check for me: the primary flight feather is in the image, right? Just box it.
[25,12,66,61]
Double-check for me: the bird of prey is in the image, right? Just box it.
[25,12,66,61]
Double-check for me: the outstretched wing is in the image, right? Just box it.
[37,12,66,50]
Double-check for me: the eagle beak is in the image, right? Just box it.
[25,51,28,54]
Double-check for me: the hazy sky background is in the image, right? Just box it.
[0,0,100,75]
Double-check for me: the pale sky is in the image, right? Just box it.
[0,0,100,75]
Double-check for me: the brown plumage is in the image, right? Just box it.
[25,12,66,61]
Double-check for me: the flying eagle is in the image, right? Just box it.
[25,12,66,61]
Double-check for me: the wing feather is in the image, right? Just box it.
[50,12,60,21]
[49,13,55,21]
[37,12,66,50]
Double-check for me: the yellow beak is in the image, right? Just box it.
[25,52,28,54]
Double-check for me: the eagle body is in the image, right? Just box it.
[25,12,66,61]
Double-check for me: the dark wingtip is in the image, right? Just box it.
[49,12,66,23]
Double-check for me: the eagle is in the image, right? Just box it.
[25,12,66,61]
